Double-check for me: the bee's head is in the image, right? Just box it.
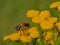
[15,25,21,31]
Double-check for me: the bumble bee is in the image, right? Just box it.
[15,22,30,31]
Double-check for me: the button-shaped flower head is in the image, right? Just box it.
[39,10,51,19]
[45,32,53,41]
[20,36,32,43]
[47,17,58,23]
[26,10,40,18]
[28,27,39,38]
[40,20,53,30]
[55,22,60,32]
[50,1,60,11]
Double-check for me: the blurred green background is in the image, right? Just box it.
[0,0,60,45]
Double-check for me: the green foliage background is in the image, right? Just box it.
[0,0,60,45]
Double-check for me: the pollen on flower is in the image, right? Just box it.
[47,17,58,23]
[26,10,40,18]
[40,20,53,30]
[39,10,51,19]
[55,22,60,32]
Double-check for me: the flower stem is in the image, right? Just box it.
[33,39,37,45]
[24,43,28,45]
[55,10,60,45]
[56,10,60,21]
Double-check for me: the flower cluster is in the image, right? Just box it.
[50,1,60,11]
[3,27,39,43]
[3,1,60,45]
[26,8,60,45]
[26,10,58,30]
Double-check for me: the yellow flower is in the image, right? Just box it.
[40,20,53,30]
[36,38,40,43]
[50,1,60,11]
[50,2,60,8]
[3,31,21,41]
[20,36,32,43]
[57,5,60,11]
[54,32,58,41]
[49,40,54,45]
[45,32,52,41]
[28,27,39,38]
[32,10,51,24]
[9,32,21,41]
[3,35,10,41]
[26,10,40,18]
[32,16,45,24]
[55,22,60,32]
[47,17,58,23]
[39,10,51,19]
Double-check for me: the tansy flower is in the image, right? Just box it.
[40,20,53,30]
[50,1,60,11]
[53,32,58,41]
[28,27,39,38]
[45,32,53,41]
[47,17,58,23]
[36,38,40,43]
[57,4,60,11]
[3,32,20,41]
[20,36,32,43]
[9,32,20,41]
[32,16,45,24]
[55,22,60,32]
[50,2,60,8]
[39,10,51,19]
[49,40,54,45]
[26,10,40,18]
[3,35,10,41]
[32,10,51,24]
[3,31,21,41]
